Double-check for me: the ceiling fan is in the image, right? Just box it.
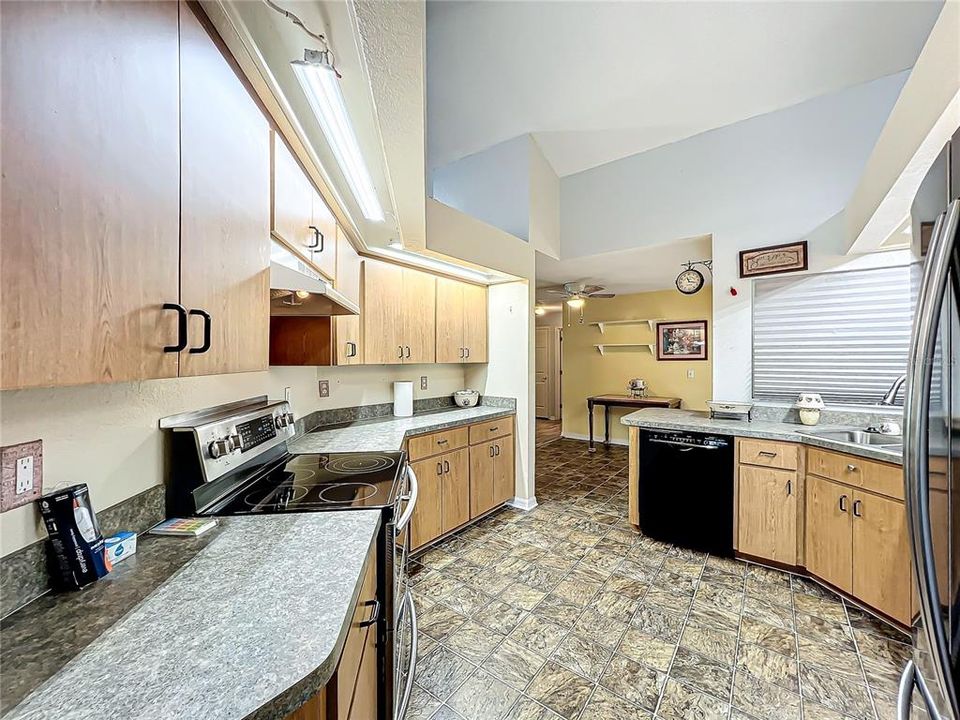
[540,281,615,308]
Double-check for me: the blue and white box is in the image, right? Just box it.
[104,531,137,565]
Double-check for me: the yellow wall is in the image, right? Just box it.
[562,288,713,444]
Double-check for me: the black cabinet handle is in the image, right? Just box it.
[405,345,411,359]
[436,462,442,476]
[465,347,470,359]
[839,494,848,512]
[853,500,863,518]
[398,346,404,358]
[347,341,357,358]
[443,460,450,473]
[307,226,324,252]
[188,309,211,354]
[359,598,380,627]
[786,480,792,496]
[489,445,494,457]
[163,303,188,352]
[494,444,500,456]
[459,347,464,359]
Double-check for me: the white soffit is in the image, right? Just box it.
[427,0,942,176]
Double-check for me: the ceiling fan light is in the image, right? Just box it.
[566,296,585,309]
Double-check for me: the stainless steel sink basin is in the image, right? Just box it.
[804,429,900,445]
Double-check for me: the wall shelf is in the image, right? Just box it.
[591,319,662,334]
[593,343,656,356]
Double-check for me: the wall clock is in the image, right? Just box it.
[676,268,704,295]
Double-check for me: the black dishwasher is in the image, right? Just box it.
[638,429,734,556]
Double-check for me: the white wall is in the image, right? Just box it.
[430,135,531,241]
[711,212,913,401]
[528,138,560,259]
[466,281,536,506]
[0,363,466,557]
[559,72,908,259]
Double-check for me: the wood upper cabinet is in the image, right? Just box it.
[737,465,797,565]
[361,260,436,364]
[1,1,181,389]
[435,278,488,363]
[334,227,362,365]
[272,134,336,281]
[179,5,270,377]
[852,490,912,625]
[805,474,854,593]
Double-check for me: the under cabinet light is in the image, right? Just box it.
[291,50,384,223]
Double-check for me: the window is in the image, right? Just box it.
[752,263,918,405]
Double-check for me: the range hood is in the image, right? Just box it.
[270,241,359,316]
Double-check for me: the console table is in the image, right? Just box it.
[587,395,681,451]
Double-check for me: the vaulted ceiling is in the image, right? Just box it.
[427,0,943,177]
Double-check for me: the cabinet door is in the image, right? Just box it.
[309,190,337,281]
[179,5,270,377]
[852,491,912,624]
[469,441,496,517]
[462,283,488,363]
[737,466,797,565]
[493,433,515,506]
[346,613,378,720]
[334,226,362,365]
[272,134,316,258]
[435,277,464,363]
[442,448,471,533]
[410,456,443,550]
[402,269,437,364]
[1,1,180,389]
[805,475,852,593]
[334,315,362,366]
[362,261,404,364]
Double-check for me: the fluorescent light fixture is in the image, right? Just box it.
[566,296,585,309]
[291,50,384,222]
[388,238,404,250]
[375,246,492,284]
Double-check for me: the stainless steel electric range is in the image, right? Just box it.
[159,396,419,720]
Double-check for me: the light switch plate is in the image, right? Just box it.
[420,376,428,390]
[318,380,330,398]
[687,370,695,379]
[1,440,43,512]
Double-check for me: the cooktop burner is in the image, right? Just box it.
[213,451,405,515]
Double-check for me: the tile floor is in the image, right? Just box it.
[406,437,916,720]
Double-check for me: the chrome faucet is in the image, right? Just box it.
[879,374,907,406]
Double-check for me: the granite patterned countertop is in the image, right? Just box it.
[289,404,516,454]
[1,512,381,720]
[621,408,902,464]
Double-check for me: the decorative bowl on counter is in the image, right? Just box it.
[453,390,480,408]
[706,400,754,421]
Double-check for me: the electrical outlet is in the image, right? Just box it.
[420,376,428,390]
[1,439,43,512]
[687,370,696,379]
[318,380,330,398]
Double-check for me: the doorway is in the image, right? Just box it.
[535,326,561,420]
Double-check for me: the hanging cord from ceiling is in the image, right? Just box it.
[261,0,341,77]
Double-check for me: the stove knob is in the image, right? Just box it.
[226,434,241,452]
[209,438,230,459]
[275,412,294,429]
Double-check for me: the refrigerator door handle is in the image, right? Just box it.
[904,199,960,717]
[898,660,946,720]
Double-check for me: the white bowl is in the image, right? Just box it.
[453,390,480,408]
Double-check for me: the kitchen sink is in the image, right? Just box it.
[803,429,900,445]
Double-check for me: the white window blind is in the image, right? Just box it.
[752,264,919,405]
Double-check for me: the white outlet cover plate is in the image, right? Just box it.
[16,456,34,494]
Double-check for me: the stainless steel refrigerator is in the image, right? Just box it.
[903,126,960,720]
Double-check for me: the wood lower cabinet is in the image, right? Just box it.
[1,0,181,389]
[851,490,912,624]
[737,465,797,565]
[805,474,854,594]
[435,277,488,363]
[409,416,516,550]
[362,260,436,364]
[179,5,270,377]
[283,543,379,720]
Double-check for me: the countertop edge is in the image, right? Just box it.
[620,409,902,465]
[244,514,382,720]
[399,408,516,438]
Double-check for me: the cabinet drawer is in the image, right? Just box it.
[469,417,512,445]
[807,447,903,500]
[738,438,799,470]
[407,426,468,461]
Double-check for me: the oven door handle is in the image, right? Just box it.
[395,463,419,535]
[394,589,418,720]
[898,660,945,720]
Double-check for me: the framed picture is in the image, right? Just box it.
[739,240,808,278]
[656,320,708,361]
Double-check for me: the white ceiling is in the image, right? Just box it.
[535,234,712,298]
[427,0,943,177]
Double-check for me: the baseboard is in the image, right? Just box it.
[560,432,629,447]
[508,496,538,511]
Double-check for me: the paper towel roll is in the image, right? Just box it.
[393,381,413,417]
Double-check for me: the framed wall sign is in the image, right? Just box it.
[656,320,708,361]
[739,240,808,278]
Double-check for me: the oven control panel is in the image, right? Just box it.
[237,415,276,451]
[191,402,296,482]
